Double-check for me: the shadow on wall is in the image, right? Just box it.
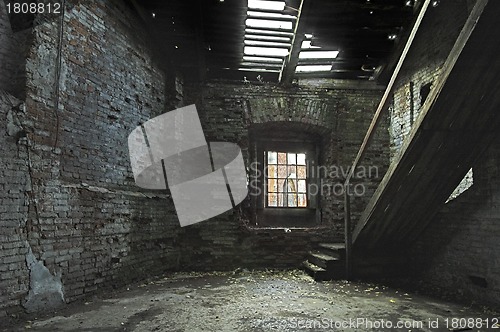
[0,0,34,99]
[409,159,500,308]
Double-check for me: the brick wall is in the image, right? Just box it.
[0,91,31,318]
[0,0,390,318]
[0,0,182,318]
[184,80,389,251]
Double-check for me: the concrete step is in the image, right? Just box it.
[302,260,328,282]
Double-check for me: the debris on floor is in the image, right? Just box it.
[2,270,497,332]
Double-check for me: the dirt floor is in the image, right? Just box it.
[2,270,498,331]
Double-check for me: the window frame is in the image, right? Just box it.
[250,137,320,227]
[264,150,308,209]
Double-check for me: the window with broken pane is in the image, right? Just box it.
[265,150,307,208]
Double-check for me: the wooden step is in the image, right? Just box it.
[308,251,340,270]
[318,243,345,259]
[302,260,328,281]
[319,243,345,251]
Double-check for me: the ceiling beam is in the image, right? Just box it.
[279,0,311,84]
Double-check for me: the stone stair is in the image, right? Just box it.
[302,243,346,281]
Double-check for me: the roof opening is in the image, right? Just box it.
[248,0,286,11]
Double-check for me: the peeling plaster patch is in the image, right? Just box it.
[23,246,65,313]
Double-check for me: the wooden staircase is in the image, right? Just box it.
[302,243,345,281]
[304,0,500,281]
[353,0,500,249]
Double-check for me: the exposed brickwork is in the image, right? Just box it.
[23,0,183,305]
[0,0,179,318]
[0,91,30,318]
[0,0,392,318]
[185,81,389,239]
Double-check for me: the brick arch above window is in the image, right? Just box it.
[243,97,338,130]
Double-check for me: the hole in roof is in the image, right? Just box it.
[247,11,296,20]
[244,40,291,48]
[238,67,281,72]
[243,56,284,63]
[241,0,297,74]
[248,0,286,11]
[245,19,293,30]
[301,40,320,49]
[245,28,293,37]
[245,34,291,42]
[244,46,289,57]
[298,51,339,59]
[295,65,333,73]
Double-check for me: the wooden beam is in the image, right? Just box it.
[344,0,432,186]
[279,0,310,84]
[344,188,352,280]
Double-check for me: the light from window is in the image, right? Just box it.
[266,151,307,208]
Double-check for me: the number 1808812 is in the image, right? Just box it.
[6,2,61,14]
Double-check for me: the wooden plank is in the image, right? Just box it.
[371,132,464,246]
[279,0,308,84]
[359,130,442,245]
